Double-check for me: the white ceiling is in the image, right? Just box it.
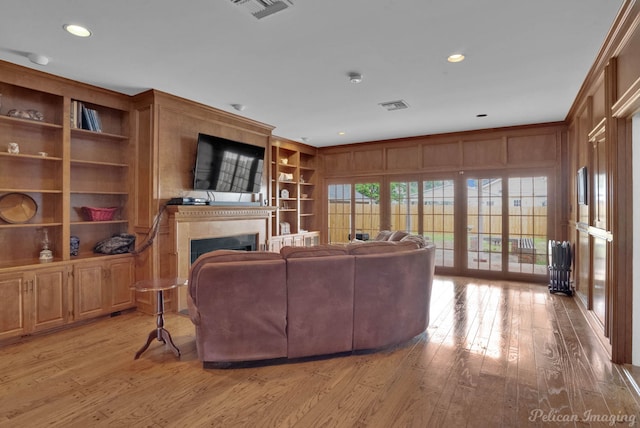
[0,0,624,147]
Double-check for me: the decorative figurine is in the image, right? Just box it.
[39,229,53,262]
[8,142,19,154]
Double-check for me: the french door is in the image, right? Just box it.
[328,173,551,278]
[465,174,549,275]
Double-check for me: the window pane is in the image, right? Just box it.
[423,180,455,267]
[508,176,548,274]
[390,181,419,234]
[328,184,351,244]
[354,183,380,240]
[467,178,502,271]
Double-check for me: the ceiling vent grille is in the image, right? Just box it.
[231,0,293,19]
[379,100,410,111]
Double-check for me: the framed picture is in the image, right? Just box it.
[577,166,587,205]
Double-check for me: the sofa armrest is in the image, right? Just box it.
[186,292,201,326]
[189,258,288,362]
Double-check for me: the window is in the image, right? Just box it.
[508,176,548,274]
[423,180,455,267]
[328,182,380,244]
[390,181,419,234]
[467,178,503,272]
[327,183,351,244]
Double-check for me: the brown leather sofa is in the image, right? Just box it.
[187,236,436,365]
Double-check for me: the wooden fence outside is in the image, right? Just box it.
[328,202,547,243]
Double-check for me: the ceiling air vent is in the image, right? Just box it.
[379,100,410,111]
[231,0,293,19]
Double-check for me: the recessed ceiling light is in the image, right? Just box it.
[447,53,465,63]
[338,131,346,136]
[231,103,246,111]
[348,72,363,84]
[63,24,91,37]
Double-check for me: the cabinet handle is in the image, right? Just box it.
[30,280,34,293]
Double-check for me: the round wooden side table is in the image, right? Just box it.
[131,278,187,360]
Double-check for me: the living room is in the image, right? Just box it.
[1,0,640,425]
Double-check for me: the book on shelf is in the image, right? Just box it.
[71,100,102,132]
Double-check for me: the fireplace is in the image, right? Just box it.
[163,204,275,311]
[190,234,257,263]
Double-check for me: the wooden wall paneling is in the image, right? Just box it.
[422,141,460,169]
[592,78,607,127]
[130,90,274,313]
[385,144,421,171]
[321,151,353,176]
[606,55,633,363]
[353,148,383,172]
[614,10,640,99]
[506,133,558,164]
[461,137,505,167]
[610,116,633,362]
[156,105,271,201]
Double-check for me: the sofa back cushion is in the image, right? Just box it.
[285,254,355,358]
[373,230,393,241]
[399,234,427,248]
[346,240,419,255]
[280,244,348,259]
[189,250,282,302]
[388,230,409,241]
[352,246,434,350]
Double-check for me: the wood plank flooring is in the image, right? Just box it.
[1,276,639,427]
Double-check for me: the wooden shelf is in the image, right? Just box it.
[71,220,128,226]
[270,137,317,236]
[0,114,63,130]
[0,63,135,342]
[70,128,128,140]
[0,152,63,161]
[70,159,128,168]
[0,222,63,229]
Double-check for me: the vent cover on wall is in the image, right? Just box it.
[379,100,410,111]
[231,0,293,19]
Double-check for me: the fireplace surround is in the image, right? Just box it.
[164,205,275,311]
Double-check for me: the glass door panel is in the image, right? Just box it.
[507,176,548,274]
[327,184,351,244]
[353,183,380,241]
[390,181,419,234]
[328,182,380,244]
[467,178,502,272]
[423,180,455,267]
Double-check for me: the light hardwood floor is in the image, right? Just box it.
[1,276,639,427]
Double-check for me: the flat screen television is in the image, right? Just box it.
[193,133,265,193]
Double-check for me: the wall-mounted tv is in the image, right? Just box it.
[193,133,265,193]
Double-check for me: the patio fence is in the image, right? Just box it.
[328,203,547,244]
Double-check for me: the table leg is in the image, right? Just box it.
[134,289,181,360]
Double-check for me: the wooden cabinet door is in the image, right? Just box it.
[74,262,107,320]
[31,266,70,333]
[269,236,283,252]
[0,272,28,340]
[293,235,304,247]
[107,258,135,311]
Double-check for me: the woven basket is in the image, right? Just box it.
[82,206,118,221]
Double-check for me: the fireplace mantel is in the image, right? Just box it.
[166,204,275,311]
[167,205,276,222]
